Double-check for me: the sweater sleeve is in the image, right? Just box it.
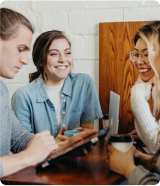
[1,80,34,153]
[128,165,159,185]
[10,108,34,153]
[156,158,160,173]
[131,83,160,154]
[0,160,3,179]
[11,88,33,133]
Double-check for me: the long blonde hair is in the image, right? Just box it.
[139,23,160,121]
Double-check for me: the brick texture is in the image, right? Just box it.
[1,0,160,130]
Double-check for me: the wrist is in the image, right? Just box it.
[150,155,159,173]
[124,164,136,179]
[20,150,34,167]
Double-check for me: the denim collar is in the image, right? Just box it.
[35,75,73,102]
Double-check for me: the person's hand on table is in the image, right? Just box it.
[56,129,96,156]
[128,129,140,140]
[24,130,58,166]
[106,144,136,179]
[134,150,159,173]
[134,150,153,169]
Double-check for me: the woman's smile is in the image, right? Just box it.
[55,65,68,70]
[138,68,151,73]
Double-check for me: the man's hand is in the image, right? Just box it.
[24,130,58,166]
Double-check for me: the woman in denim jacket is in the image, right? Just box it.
[12,30,103,140]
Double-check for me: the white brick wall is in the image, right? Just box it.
[1,0,160,130]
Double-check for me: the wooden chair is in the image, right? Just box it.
[99,21,153,133]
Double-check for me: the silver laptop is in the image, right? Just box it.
[107,91,151,154]
[107,91,120,139]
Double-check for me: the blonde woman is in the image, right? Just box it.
[107,23,160,185]
[129,21,160,154]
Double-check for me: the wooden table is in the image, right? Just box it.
[1,140,125,185]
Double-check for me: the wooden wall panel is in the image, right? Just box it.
[99,21,149,133]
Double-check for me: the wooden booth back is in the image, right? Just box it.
[99,21,151,133]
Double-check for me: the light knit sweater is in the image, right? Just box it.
[0,80,34,178]
[131,83,160,154]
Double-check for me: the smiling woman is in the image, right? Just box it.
[106,20,160,186]
[44,38,73,85]
[129,21,160,154]
[11,30,103,140]
[129,38,154,82]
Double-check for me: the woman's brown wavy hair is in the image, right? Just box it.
[30,30,71,82]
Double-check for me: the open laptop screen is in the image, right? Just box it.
[107,91,120,138]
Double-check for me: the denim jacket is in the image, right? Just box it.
[12,73,103,137]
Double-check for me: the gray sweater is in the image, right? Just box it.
[0,80,34,178]
[128,161,160,185]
